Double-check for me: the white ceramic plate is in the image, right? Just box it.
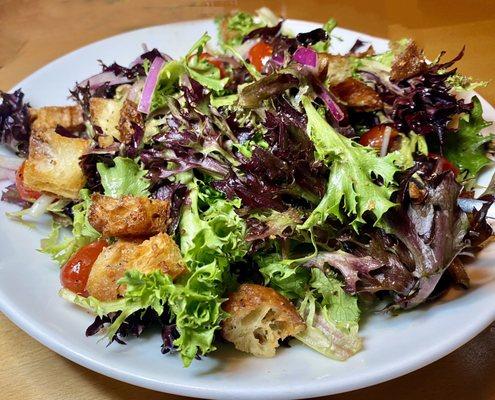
[1,19,495,400]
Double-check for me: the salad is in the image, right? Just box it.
[0,8,494,367]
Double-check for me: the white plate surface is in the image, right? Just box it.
[1,19,495,400]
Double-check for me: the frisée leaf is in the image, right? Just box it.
[295,270,362,360]
[301,96,398,231]
[40,189,100,265]
[444,96,493,181]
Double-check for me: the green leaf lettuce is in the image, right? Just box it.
[301,96,398,231]
[445,96,493,181]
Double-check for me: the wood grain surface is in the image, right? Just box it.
[1,1,494,399]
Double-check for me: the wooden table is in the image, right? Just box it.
[1,1,494,399]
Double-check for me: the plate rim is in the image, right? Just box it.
[2,18,495,400]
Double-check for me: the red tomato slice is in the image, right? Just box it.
[359,124,399,149]
[429,153,460,176]
[248,42,273,72]
[199,52,227,78]
[60,239,108,295]
[15,162,42,201]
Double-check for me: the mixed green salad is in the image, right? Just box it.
[0,8,494,367]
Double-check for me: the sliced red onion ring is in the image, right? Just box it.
[79,71,133,90]
[293,47,318,68]
[137,57,166,114]
[316,83,345,122]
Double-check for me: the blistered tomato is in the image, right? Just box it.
[359,124,399,149]
[248,42,273,72]
[60,239,108,294]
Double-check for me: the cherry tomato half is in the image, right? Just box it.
[429,153,460,176]
[199,52,227,78]
[15,162,41,201]
[60,239,108,295]
[359,124,399,149]
[248,42,273,72]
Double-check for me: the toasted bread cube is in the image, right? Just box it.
[118,99,144,144]
[222,284,305,357]
[86,233,187,301]
[88,194,170,238]
[390,41,426,82]
[317,54,353,86]
[89,98,123,140]
[23,129,91,199]
[331,78,383,111]
[29,106,84,132]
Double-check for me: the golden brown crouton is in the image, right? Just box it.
[29,106,84,132]
[118,99,144,144]
[390,41,426,82]
[89,98,123,141]
[222,284,305,357]
[331,77,383,111]
[317,53,353,86]
[86,233,187,301]
[88,194,170,238]
[23,129,91,199]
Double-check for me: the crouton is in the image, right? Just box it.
[86,233,187,301]
[23,129,91,199]
[317,53,353,86]
[331,78,383,111]
[29,106,84,132]
[390,41,426,82]
[89,98,123,141]
[118,99,144,144]
[222,284,305,357]
[88,194,170,238]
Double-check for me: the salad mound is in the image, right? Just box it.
[0,8,494,367]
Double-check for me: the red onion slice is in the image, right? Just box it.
[79,71,132,90]
[293,47,318,68]
[137,57,166,114]
[316,83,345,122]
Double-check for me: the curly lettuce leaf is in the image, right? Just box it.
[446,74,489,93]
[259,254,362,360]
[392,132,428,170]
[445,96,493,181]
[97,157,151,197]
[301,96,398,230]
[295,270,362,360]
[59,269,175,339]
[216,11,264,48]
[309,269,359,324]
[40,189,100,265]
[150,60,185,112]
[185,34,229,93]
[258,254,312,300]
[175,179,248,366]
